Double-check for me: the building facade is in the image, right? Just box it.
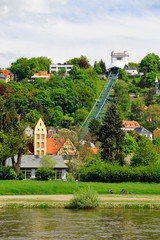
[34,118,47,156]
[50,64,73,74]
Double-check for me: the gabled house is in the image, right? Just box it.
[153,128,160,139]
[5,155,68,180]
[34,118,47,156]
[25,126,33,137]
[0,70,13,82]
[134,126,152,140]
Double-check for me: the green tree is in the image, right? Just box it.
[131,137,159,166]
[93,61,102,74]
[98,104,125,163]
[153,137,160,146]
[123,134,138,155]
[118,69,128,82]
[139,53,160,73]
[40,155,56,169]
[99,59,107,74]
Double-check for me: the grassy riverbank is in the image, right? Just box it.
[0,180,160,195]
[1,195,160,209]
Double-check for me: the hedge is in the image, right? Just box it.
[80,161,160,183]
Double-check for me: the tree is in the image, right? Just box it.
[145,104,160,124]
[98,104,125,163]
[123,135,138,155]
[93,61,102,74]
[139,53,160,74]
[88,118,101,142]
[131,137,159,166]
[99,59,107,74]
[153,137,160,146]
[40,155,56,169]
[118,69,128,82]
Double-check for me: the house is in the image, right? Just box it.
[34,118,47,156]
[50,64,73,74]
[0,70,13,82]
[25,126,33,137]
[122,120,140,133]
[28,118,78,161]
[5,155,68,180]
[153,128,160,139]
[134,126,152,140]
[31,71,51,81]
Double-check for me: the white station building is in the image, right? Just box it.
[108,51,138,76]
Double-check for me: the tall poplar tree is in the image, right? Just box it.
[99,104,125,163]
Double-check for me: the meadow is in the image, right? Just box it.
[0,180,160,195]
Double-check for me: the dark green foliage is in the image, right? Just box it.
[153,137,160,146]
[99,59,107,74]
[17,171,25,180]
[88,118,101,138]
[0,167,17,180]
[99,104,125,162]
[35,167,55,180]
[66,187,99,209]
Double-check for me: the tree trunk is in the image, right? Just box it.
[14,153,22,175]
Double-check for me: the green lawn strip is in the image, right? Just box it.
[0,181,160,195]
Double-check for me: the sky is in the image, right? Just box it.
[0,0,160,69]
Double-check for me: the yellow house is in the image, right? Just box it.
[34,118,47,155]
[153,128,160,139]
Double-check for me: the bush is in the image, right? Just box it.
[66,186,99,209]
[17,171,25,180]
[0,166,17,180]
[35,167,55,180]
[80,161,160,183]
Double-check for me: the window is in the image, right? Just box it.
[41,142,44,148]
[41,150,44,155]
[37,134,40,139]
[22,169,32,179]
[41,134,44,139]
[36,142,40,148]
[55,169,62,179]
[40,123,42,126]
[36,150,40,155]
[117,57,122,60]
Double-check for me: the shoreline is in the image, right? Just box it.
[1,194,160,209]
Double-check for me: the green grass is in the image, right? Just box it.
[0,180,160,195]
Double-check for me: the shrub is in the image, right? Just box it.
[0,166,17,180]
[80,161,160,183]
[66,186,99,209]
[35,167,55,180]
[17,171,25,180]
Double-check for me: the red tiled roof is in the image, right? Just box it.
[46,138,66,155]
[122,120,140,128]
[113,53,125,55]
[47,133,53,138]
[0,70,10,76]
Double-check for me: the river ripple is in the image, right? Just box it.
[0,208,160,240]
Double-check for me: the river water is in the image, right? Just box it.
[0,208,160,240]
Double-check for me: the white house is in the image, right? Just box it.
[5,155,68,180]
[50,64,73,74]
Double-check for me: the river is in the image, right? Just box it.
[0,208,160,239]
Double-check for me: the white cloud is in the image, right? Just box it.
[0,0,160,68]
